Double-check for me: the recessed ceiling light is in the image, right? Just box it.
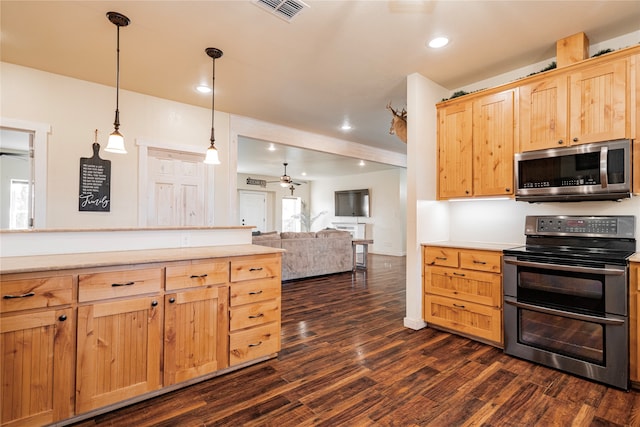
[268,143,276,151]
[341,123,352,131]
[359,160,365,167]
[428,36,449,48]
[196,84,212,94]
[301,172,307,176]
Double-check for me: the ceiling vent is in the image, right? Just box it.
[253,0,309,22]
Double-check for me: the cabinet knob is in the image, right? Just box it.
[151,300,158,307]
[573,137,578,142]
[169,297,176,303]
[58,314,67,322]
[558,139,563,145]
[505,188,511,192]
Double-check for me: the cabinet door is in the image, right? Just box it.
[519,75,569,151]
[630,262,639,384]
[1,308,73,426]
[569,58,627,145]
[164,286,229,386]
[473,90,515,196]
[437,101,473,199]
[76,296,162,413]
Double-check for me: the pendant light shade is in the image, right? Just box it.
[105,11,130,154]
[204,47,223,165]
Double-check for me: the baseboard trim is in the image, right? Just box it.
[403,317,427,330]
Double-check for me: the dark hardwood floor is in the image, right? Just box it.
[74,254,640,427]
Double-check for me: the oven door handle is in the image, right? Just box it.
[504,259,625,276]
[504,298,625,325]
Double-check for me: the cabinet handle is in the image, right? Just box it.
[558,139,564,145]
[453,272,466,277]
[435,257,447,261]
[573,137,579,142]
[3,292,35,299]
[505,188,511,192]
[190,274,208,279]
[453,303,466,309]
[151,300,158,307]
[58,314,67,321]
[111,281,135,287]
[473,260,487,265]
[249,267,263,272]
[248,313,264,319]
[248,341,263,347]
[169,297,176,303]
[248,290,263,295]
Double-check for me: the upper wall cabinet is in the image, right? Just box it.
[437,90,514,199]
[520,56,630,152]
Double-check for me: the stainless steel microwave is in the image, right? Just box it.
[515,139,632,202]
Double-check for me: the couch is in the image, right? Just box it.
[252,229,353,281]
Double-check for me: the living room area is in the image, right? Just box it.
[236,135,407,261]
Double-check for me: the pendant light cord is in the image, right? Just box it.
[210,55,216,145]
[114,24,121,130]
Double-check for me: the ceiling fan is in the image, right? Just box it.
[268,162,303,187]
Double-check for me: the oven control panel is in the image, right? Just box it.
[525,215,635,238]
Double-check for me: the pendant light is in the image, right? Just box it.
[204,47,223,165]
[105,11,130,154]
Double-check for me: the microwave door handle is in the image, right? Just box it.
[504,259,624,276]
[600,146,608,188]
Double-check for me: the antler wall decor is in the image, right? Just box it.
[386,101,407,143]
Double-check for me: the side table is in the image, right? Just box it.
[351,239,373,271]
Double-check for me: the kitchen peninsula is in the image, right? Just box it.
[0,227,284,427]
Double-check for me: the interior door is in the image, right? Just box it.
[147,149,206,226]
[238,190,267,232]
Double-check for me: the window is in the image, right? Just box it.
[282,197,301,232]
[10,179,29,229]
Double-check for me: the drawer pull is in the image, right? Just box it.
[453,272,466,277]
[248,290,263,295]
[248,313,264,319]
[169,297,176,303]
[248,341,263,347]
[190,274,208,279]
[111,281,135,287]
[3,292,35,299]
[473,260,487,265]
[151,300,159,307]
[58,314,67,322]
[249,267,263,272]
[435,257,447,260]
[453,303,466,309]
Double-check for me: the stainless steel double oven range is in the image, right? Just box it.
[503,215,636,390]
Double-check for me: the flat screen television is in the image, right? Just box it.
[334,189,370,217]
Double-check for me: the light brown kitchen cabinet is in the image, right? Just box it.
[422,245,503,346]
[164,259,230,385]
[0,273,74,427]
[472,90,515,196]
[229,254,282,365]
[437,90,514,199]
[630,261,639,386]
[519,56,630,152]
[437,100,473,198]
[75,267,163,413]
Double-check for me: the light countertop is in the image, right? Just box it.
[421,241,521,252]
[0,244,284,274]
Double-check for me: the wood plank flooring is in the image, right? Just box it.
[73,254,640,427]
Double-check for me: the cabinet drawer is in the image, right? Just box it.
[166,259,228,291]
[230,298,280,331]
[425,267,502,307]
[229,276,281,307]
[425,294,502,344]
[459,250,502,273]
[1,275,73,313]
[229,322,280,366]
[230,254,281,282]
[424,247,459,268]
[78,268,162,302]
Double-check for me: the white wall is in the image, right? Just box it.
[0,62,233,228]
[310,168,406,256]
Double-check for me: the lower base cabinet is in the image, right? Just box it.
[0,250,282,427]
[631,261,639,386]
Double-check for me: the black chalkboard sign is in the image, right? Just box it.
[79,143,111,212]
